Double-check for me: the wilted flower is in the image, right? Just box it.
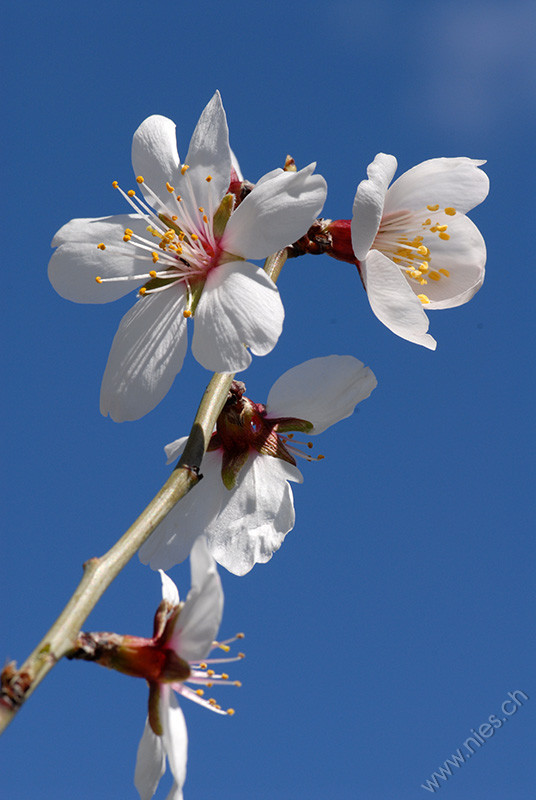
[328,155,489,349]
[140,356,377,576]
[48,92,327,421]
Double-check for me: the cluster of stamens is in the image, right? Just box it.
[374,205,457,304]
[94,171,222,316]
[185,633,245,716]
[277,432,325,463]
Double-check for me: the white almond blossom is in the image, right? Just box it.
[48,91,327,421]
[139,356,377,576]
[351,155,489,349]
[134,536,242,800]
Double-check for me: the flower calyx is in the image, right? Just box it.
[68,629,191,684]
[208,380,314,489]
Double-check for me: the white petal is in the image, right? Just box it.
[132,115,182,210]
[266,356,377,434]
[192,261,284,373]
[223,163,327,259]
[100,289,188,422]
[383,157,489,216]
[207,456,303,576]
[351,154,398,260]
[134,716,166,800]
[179,91,231,216]
[255,167,284,186]
[164,436,189,465]
[170,535,223,661]
[161,688,188,798]
[414,214,486,309]
[139,452,225,570]
[49,214,150,304]
[362,250,437,349]
[230,148,243,181]
[51,214,148,247]
[165,782,183,800]
[159,571,180,606]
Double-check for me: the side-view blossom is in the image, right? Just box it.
[70,537,242,800]
[48,91,327,421]
[328,156,489,349]
[139,355,377,576]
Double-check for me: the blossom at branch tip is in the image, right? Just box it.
[48,91,327,421]
[139,356,377,577]
[132,536,243,800]
[342,155,489,349]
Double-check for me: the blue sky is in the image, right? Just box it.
[1,1,535,798]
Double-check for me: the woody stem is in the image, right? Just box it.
[0,248,288,735]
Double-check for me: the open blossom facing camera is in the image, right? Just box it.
[328,156,489,349]
[48,92,327,421]
[139,356,377,576]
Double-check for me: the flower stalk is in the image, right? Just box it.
[0,249,288,736]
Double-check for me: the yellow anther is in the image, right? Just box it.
[233,681,242,687]
[207,669,215,677]
[429,271,441,281]
[238,653,245,659]
[136,176,144,184]
[418,294,430,304]
[437,224,448,232]
[427,204,439,211]
[191,233,199,241]
[444,207,456,216]
[419,278,428,285]
[439,268,450,277]
[166,182,175,193]
[95,276,103,283]
[127,189,136,197]
[97,243,106,250]
[429,225,438,233]
[420,263,429,272]
[206,175,213,182]
[208,698,217,705]
[227,708,235,716]
[123,235,131,242]
[206,682,213,688]
[195,689,204,696]
[203,215,209,224]
[112,180,119,189]
[221,673,229,680]
[423,218,431,226]
[152,253,159,263]
[181,164,190,175]
[183,309,192,318]
[439,232,450,240]
[149,270,157,278]
[393,257,402,265]
[236,633,245,639]
[417,245,429,256]
[176,195,182,202]
[139,287,147,295]
[219,644,230,652]
[171,215,178,221]
[199,662,207,669]
[198,207,204,213]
